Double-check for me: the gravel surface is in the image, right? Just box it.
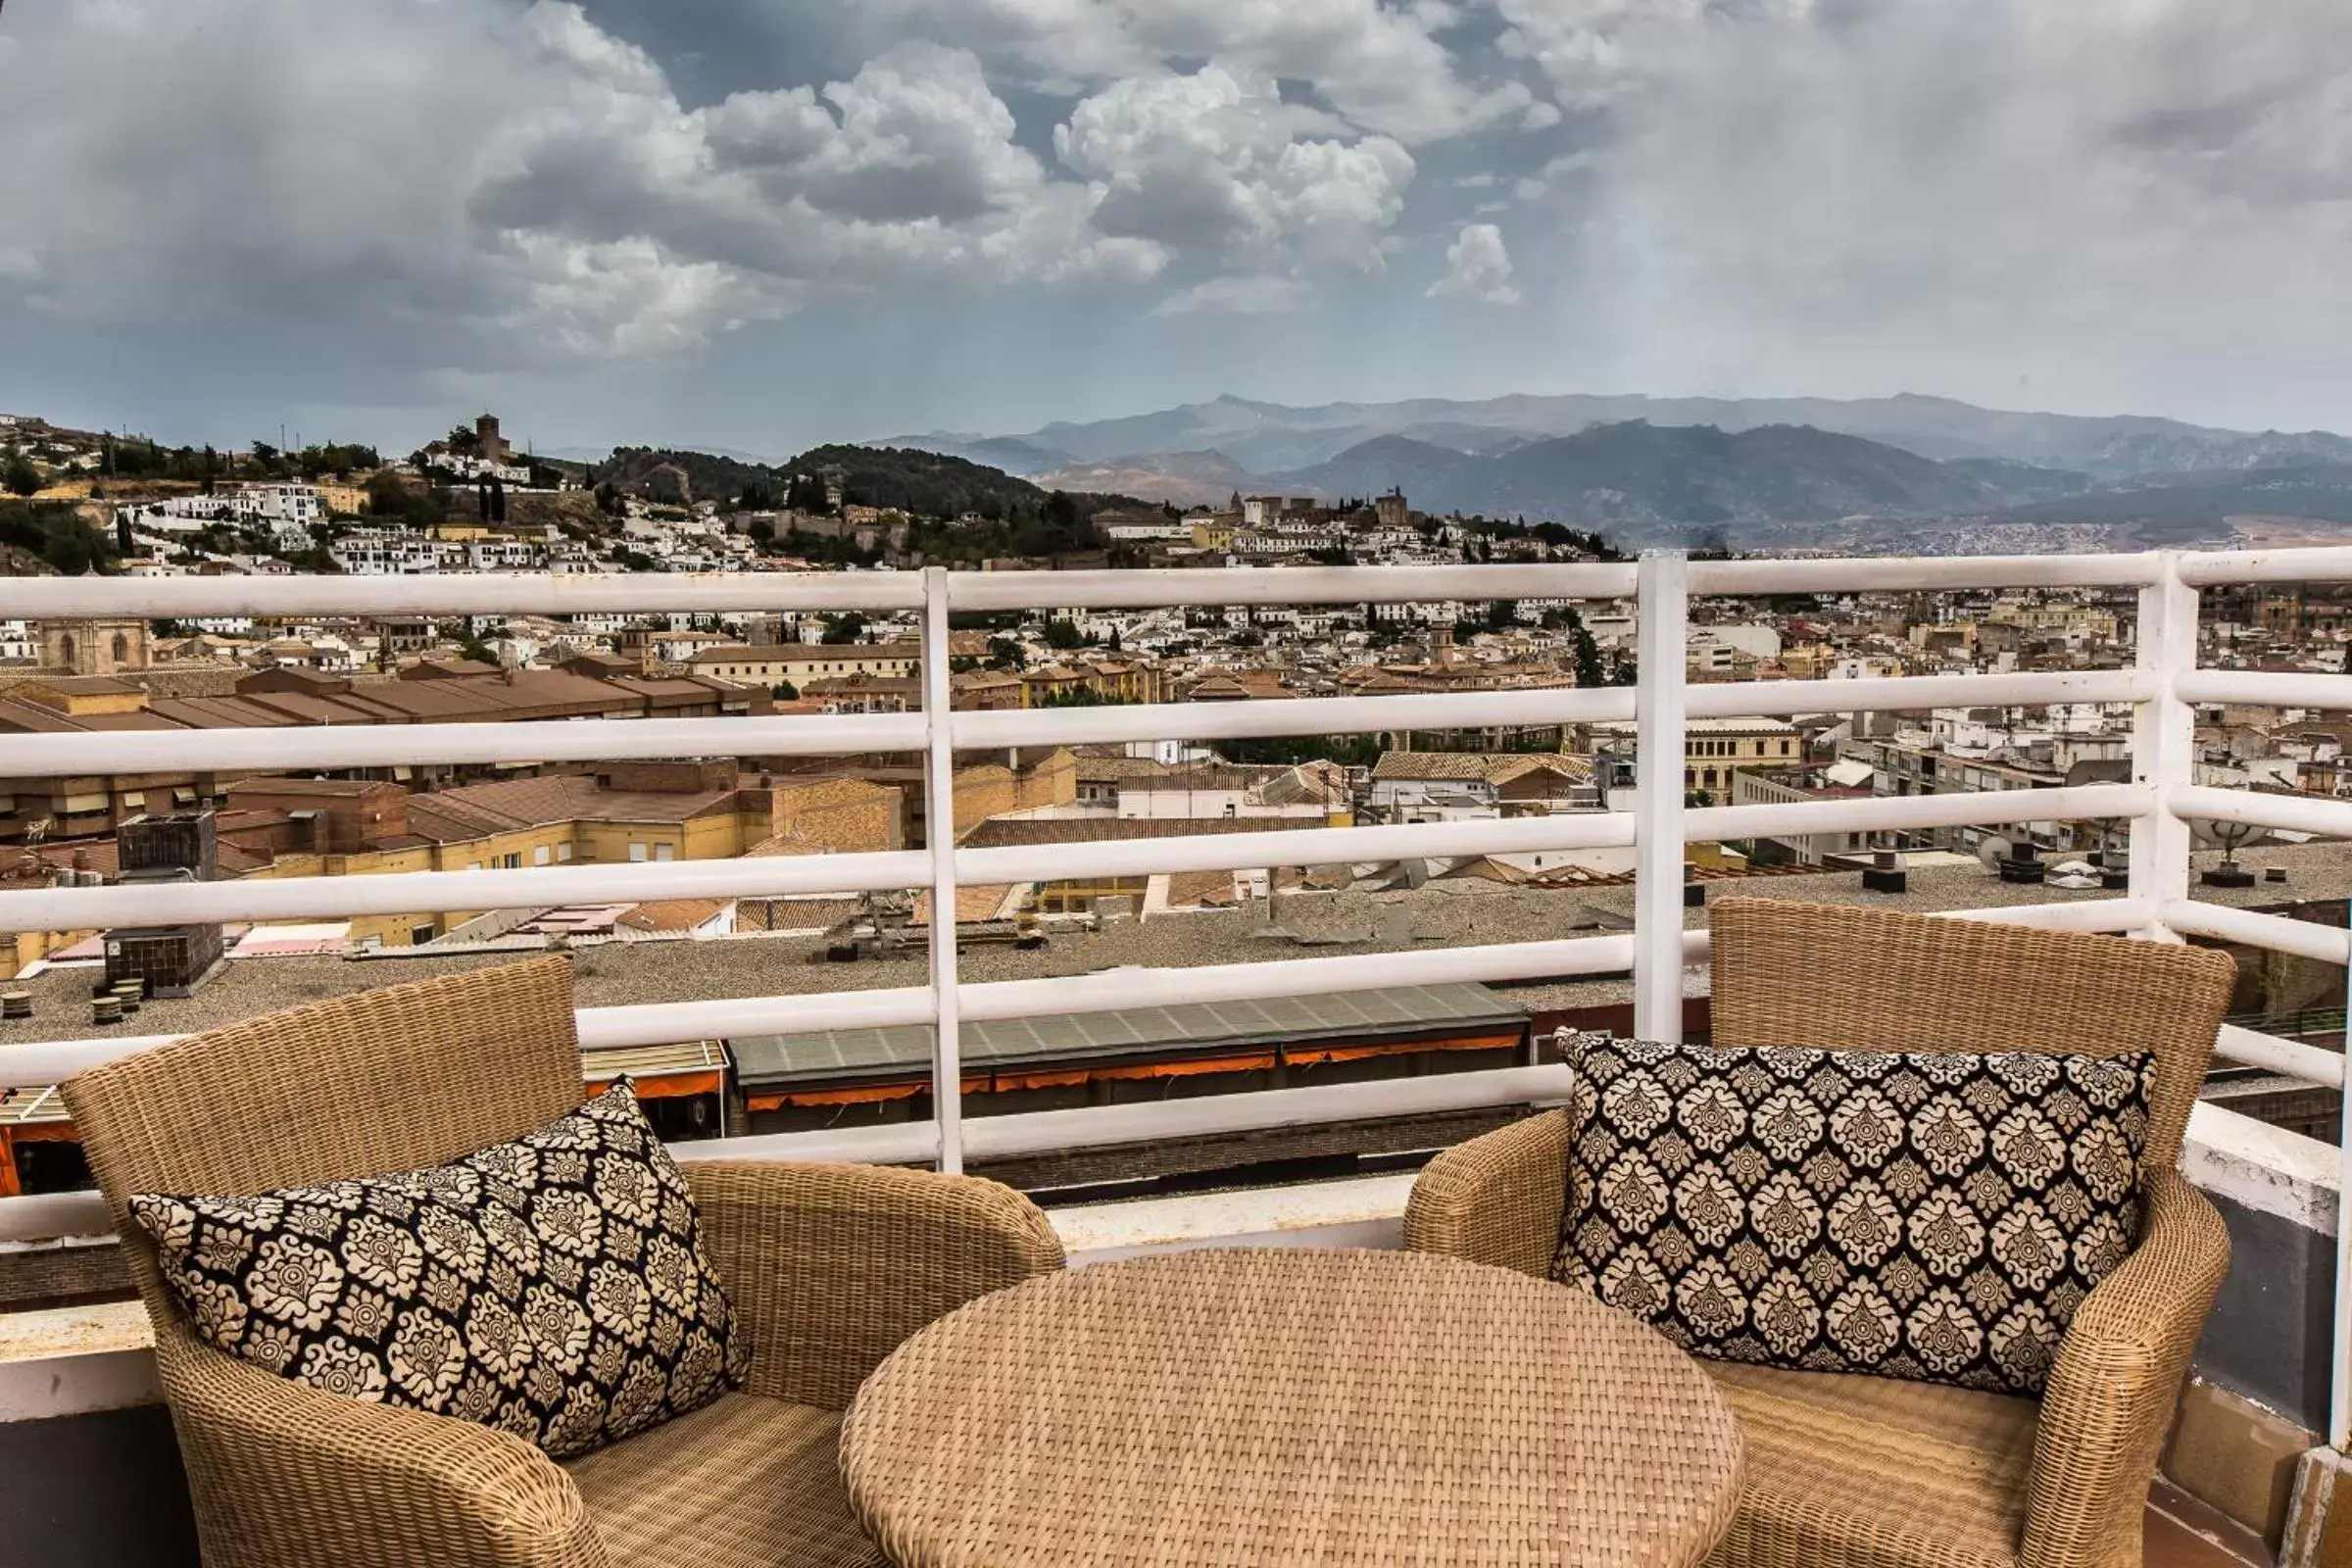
[1,841,2340,1052]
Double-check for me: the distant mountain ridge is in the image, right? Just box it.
[882,390,2352,485]
[1273,421,2049,535]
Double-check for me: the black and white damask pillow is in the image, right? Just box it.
[1551,1038,2155,1395]
[131,1080,750,1459]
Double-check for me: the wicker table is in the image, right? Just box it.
[838,1248,1743,1567]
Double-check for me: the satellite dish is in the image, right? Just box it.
[1975,834,2015,872]
[2190,816,2273,888]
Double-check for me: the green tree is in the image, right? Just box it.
[986,635,1024,670]
[1042,617,1084,651]
[1043,490,1083,550]
[2,450,39,498]
[366,468,439,525]
[820,612,868,645]
[784,471,831,513]
[770,679,799,701]
[0,501,117,574]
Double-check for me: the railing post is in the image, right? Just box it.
[2128,551,2196,940]
[1634,551,1690,1042]
[920,567,965,1173]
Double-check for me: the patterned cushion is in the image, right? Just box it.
[1550,1037,2155,1395]
[130,1081,750,1459]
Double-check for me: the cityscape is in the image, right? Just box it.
[6,0,2352,1564]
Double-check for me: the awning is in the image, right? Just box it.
[730,983,1532,1093]
[582,1040,728,1099]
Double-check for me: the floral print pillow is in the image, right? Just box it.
[131,1080,749,1459]
[1550,1037,2156,1395]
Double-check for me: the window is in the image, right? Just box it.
[654,844,675,861]
[533,846,551,866]
[628,844,648,862]
[556,843,573,862]
[502,853,520,869]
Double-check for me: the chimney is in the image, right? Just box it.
[106,810,225,998]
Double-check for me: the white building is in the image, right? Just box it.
[1104,521,1191,543]
[330,527,463,574]
[467,539,548,570]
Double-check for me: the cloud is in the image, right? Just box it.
[0,1,1443,378]
[2,2,1159,367]
[871,0,1533,142]
[1429,223,1522,304]
[1056,65,1417,270]
[1496,0,1819,110]
[1558,0,2352,420]
[1149,275,1315,316]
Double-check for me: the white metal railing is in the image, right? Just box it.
[5,549,2352,1439]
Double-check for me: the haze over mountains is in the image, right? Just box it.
[877,391,2352,544]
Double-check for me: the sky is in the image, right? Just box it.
[1,0,2347,460]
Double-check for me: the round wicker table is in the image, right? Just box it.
[838,1248,1743,1567]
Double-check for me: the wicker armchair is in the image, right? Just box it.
[1405,899,2236,1568]
[61,956,1065,1568]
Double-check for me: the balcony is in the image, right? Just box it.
[5,549,2352,1565]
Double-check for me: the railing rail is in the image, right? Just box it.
[5,549,2352,1440]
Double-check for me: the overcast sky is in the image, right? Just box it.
[2,0,2346,458]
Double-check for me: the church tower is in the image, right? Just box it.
[40,617,150,676]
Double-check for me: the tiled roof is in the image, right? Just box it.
[960,815,1305,849]
[1372,752,1494,781]
[761,777,900,818]
[1487,755,1592,785]
[619,898,730,933]
[402,773,744,841]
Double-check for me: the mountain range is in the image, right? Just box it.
[876,391,2352,545]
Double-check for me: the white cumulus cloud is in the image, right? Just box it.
[1430,223,1522,304]
[1056,64,1417,270]
[0,0,1448,372]
[871,0,1533,143]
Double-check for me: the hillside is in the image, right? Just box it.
[780,443,1064,518]
[945,390,2352,481]
[596,446,781,507]
[1030,450,1263,510]
[1277,436,1494,507]
[1986,465,2352,537]
[1275,422,2024,533]
[870,434,1069,476]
